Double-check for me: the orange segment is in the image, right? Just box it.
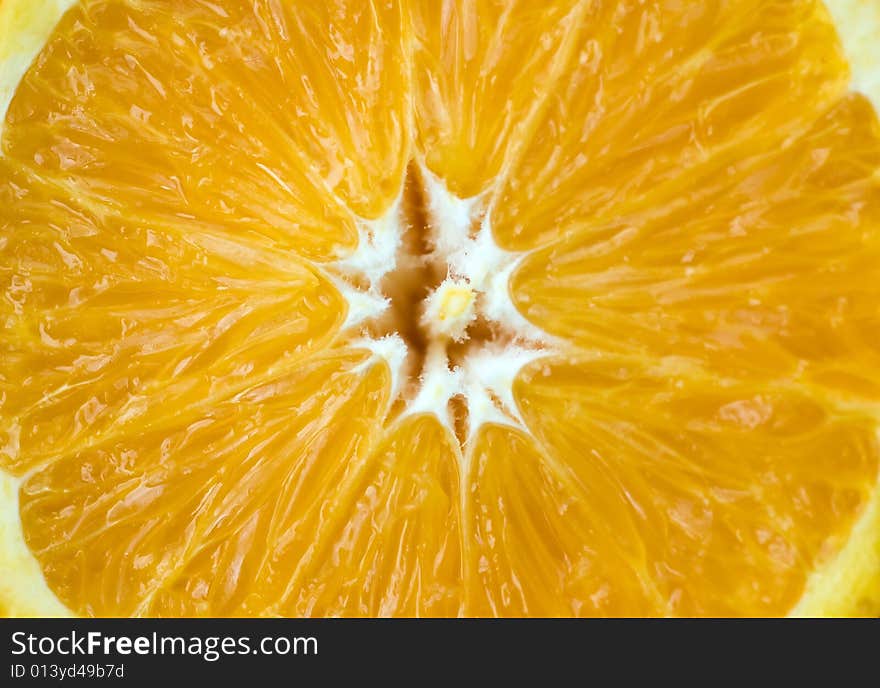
[466,424,658,616]
[3,0,411,260]
[0,160,344,472]
[20,349,389,616]
[491,0,851,250]
[515,357,879,615]
[511,95,880,390]
[285,414,462,617]
[216,0,411,217]
[411,0,586,197]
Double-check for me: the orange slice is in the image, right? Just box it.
[1,0,879,617]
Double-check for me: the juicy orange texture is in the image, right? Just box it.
[1,0,880,617]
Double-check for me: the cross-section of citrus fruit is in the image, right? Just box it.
[1,0,880,617]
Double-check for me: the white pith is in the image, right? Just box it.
[350,333,409,404]
[333,162,558,443]
[333,197,403,290]
[422,278,477,341]
[0,471,71,616]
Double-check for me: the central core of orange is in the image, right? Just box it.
[340,166,549,443]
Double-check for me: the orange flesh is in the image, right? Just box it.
[1,0,879,616]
